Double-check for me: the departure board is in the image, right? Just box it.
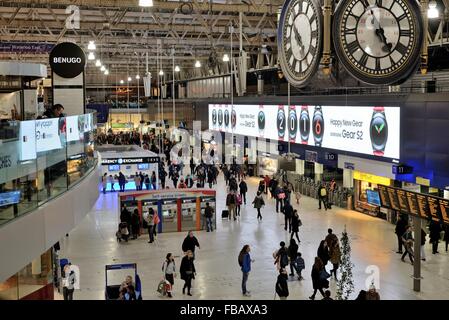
[387,187,401,211]
[416,194,431,219]
[378,185,391,208]
[427,197,442,222]
[405,192,419,216]
[396,189,410,212]
[439,199,449,224]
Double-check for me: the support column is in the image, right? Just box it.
[296,159,305,175]
[314,163,323,182]
[413,216,422,292]
[257,73,264,96]
[343,169,354,188]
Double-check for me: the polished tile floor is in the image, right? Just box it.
[59,174,449,300]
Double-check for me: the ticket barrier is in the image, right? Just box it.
[181,198,197,232]
[160,200,178,233]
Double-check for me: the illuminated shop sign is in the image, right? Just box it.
[101,157,160,165]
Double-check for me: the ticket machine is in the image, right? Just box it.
[200,197,216,231]
[181,198,197,231]
[160,199,178,232]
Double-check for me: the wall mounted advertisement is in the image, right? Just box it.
[209,104,400,159]
[35,118,62,153]
[19,120,37,161]
[66,115,83,142]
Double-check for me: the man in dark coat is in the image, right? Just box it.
[395,214,407,254]
[429,220,442,254]
[282,202,294,233]
[182,231,201,259]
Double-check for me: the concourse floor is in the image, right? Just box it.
[58,174,449,300]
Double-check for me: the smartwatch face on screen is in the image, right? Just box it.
[277,108,286,138]
[212,109,217,125]
[224,110,230,127]
[231,109,237,128]
[258,111,266,131]
[312,108,324,146]
[288,109,298,141]
[299,109,311,143]
[218,109,223,126]
[370,114,388,151]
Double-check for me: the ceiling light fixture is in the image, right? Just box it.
[104,69,109,75]
[174,65,180,72]
[100,65,106,72]
[222,54,230,62]
[195,60,201,68]
[88,52,95,60]
[120,80,124,84]
[139,0,153,7]
[87,41,96,51]
[136,75,140,80]
[159,70,164,76]
[95,59,102,67]
[128,77,132,82]
[428,1,439,18]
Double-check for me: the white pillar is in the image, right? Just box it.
[314,163,323,182]
[444,190,449,200]
[343,169,354,188]
[296,159,305,175]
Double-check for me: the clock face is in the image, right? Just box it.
[333,0,423,85]
[312,108,324,145]
[231,109,237,128]
[224,110,230,127]
[212,109,217,125]
[370,113,388,151]
[278,0,323,87]
[277,108,286,138]
[218,109,223,126]
[299,108,311,143]
[258,111,266,130]
[289,109,298,141]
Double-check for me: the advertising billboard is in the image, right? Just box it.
[35,118,62,152]
[209,104,400,159]
[66,115,83,142]
[19,120,37,161]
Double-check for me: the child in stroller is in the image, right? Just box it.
[116,222,130,242]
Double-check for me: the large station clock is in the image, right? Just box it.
[278,0,323,88]
[333,0,423,85]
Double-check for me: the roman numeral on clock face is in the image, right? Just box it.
[311,30,318,39]
[396,42,408,55]
[397,13,407,21]
[347,40,359,54]
[375,58,381,71]
[345,27,356,35]
[360,0,370,9]
[359,52,368,66]
[399,29,411,37]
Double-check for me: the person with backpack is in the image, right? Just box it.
[226,191,237,221]
[295,252,305,280]
[162,253,176,298]
[275,268,289,300]
[282,201,293,233]
[252,191,265,221]
[239,179,248,205]
[238,245,254,297]
[318,184,328,211]
[236,193,242,218]
[309,257,327,300]
[274,241,289,270]
[204,202,214,232]
[146,208,155,243]
[290,210,301,242]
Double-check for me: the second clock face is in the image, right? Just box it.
[278,0,323,88]
[333,0,423,85]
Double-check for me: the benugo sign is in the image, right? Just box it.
[208,104,400,160]
[49,42,86,78]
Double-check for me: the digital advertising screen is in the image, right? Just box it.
[108,165,120,172]
[35,118,63,153]
[209,104,400,159]
[366,190,381,206]
[138,163,150,170]
[0,191,21,207]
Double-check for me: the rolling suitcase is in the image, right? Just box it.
[221,210,229,219]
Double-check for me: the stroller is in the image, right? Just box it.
[116,222,130,242]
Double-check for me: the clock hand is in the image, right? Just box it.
[293,26,305,55]
[370,9,393,52]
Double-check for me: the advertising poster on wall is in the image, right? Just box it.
[66,115,83,142]
[19,120,37,161]
[35,118,62,152]
[209,104,400,159]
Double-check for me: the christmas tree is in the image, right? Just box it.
[336,226,355,300]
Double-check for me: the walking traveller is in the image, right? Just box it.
[395,214,407,254]
[401,225,414,264]
[236,193,242,217]
[429,220,442,254]
[290,210,301,242]
[252,191,265,221]
[182,231,200,259]
[318,184,328,211]
[274,241,289,270]
[180,250,196,296]
[282,201,293,232]
[204,202,214,232]
[309,257,327,300]
[146,208,155,243]
[238,245,254,297]
[131,209,140,239]
[329,239,341,280]
[288,239,298,277]
[62,264,76,300]
[162,253,176,298]
[317,240,330,271]
[275,268,289,300]
[226,190,237,221]
[239,180,248,205]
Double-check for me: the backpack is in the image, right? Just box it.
[320,188,327,197]
[280,252,289,268]
[227,194,236,205]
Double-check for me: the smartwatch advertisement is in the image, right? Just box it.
[209,104,400,159]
